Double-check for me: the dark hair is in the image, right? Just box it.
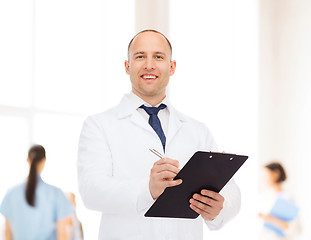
[25,144,46,206]
[127,29,173,59]
[265,162,287,183]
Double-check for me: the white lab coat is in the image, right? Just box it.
[77,94,241,240]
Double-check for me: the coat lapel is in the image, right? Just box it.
[116,94,154,134]
[166,107,187,147]
[130,111,154,133]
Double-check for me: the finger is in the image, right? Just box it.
[153,179,182,192]
[151,163,180,175]
[200,190,224,202]
[155,171,179,181]
[154,158,179,168]
[189,198,211,213]
[193,194,224,214]
[192,194,213,206]
[190,194,223,216]
[165,179,182,187]
[189,204,214,221]
[190,197,222,215]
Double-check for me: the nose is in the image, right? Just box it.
[144,57,155,71]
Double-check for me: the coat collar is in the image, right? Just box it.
[116,93,145,119]
[115,93,188,145]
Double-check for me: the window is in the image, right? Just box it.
[0,0,135,238]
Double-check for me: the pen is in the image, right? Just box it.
[149,149,164,159]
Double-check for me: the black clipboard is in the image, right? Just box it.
[144,151,248,219]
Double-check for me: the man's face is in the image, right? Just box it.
[125,31,176,102]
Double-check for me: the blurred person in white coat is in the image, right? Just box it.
[77,30,241,240]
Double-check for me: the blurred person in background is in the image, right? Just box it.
[0,144,74,240]
[258,162,301,240]
[66,192,83,240]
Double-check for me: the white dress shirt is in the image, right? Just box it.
[131,92,169,136]
[77,92,241,240]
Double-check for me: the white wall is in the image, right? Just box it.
[259,0,311,238]
[135,0,169,35]
[169,0,259,239]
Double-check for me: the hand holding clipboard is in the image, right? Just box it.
[146,150,248,219]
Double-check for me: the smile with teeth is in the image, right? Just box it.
[141,74,157,79]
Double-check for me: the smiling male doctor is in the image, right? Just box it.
[77,30,241,240]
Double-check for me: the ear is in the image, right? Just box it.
[125,60,130,75]
[170,60,176,76]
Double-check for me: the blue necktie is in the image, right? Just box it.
[140,104,167,151]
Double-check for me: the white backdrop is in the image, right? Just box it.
[169,0,259,239]
[2,0,309,239]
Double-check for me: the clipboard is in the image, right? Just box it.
[144,151,248,219]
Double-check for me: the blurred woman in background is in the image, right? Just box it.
[0,144,73,240]
[258,162,301,240]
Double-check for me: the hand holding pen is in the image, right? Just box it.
[148,149,183,200]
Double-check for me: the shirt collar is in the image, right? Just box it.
[128,91,170,109]
[117,92,171,119]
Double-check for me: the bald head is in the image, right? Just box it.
[127,30,172,60]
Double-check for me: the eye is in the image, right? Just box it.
[155,55,164,60]
[135,55,144,59]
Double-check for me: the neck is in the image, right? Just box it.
[271,183,282,192]
[132,91,166,107]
